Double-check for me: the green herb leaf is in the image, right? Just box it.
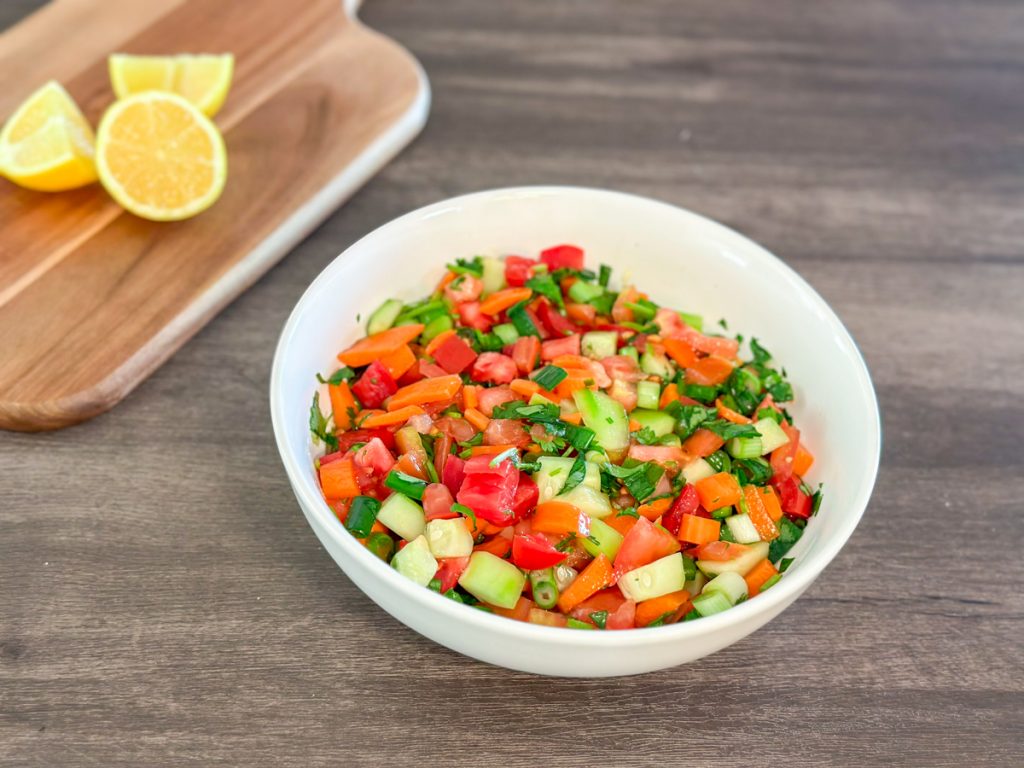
[508,300,542,338]
[309,392,338,451]
[589,610,608,629]
[779,557,795,573]
[451,502,477,525]
[317,367,355,385]
[559,455,588,496]
[701,419,761,440]
[447,256,483,276]
[525,274,565,309]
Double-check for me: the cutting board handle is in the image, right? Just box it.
[345,0,364,16]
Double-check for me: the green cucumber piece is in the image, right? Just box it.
[697,540,769,577]
[682,458,716,485]
[754,418,790,454]
[581,331,618,360]
[492,322,520,346]
[702,571,748,605]
[421,314,453,343]
[636,381,661,411]
[481,257,506,294]
[617,553,686,602]
[458,551,526,609]
[631,409,675,437]
[561,484,612,519]
[367,298,403,335]
[425,518,474,558]
[640,345,673,379]
[568,281,605,304]
[678,311,703,331]
[620,346,639,363]
[691,589,732,617]
[724,514,761,545]
[391,535,438,587]
[580,517,624,560]
[532,457,611,518]
[376,492,426,541]
[573,388,629,458]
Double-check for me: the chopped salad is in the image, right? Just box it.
[311,245,821,629]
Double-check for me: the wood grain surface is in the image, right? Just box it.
[0,0,427,431]
[2,0,1022,766]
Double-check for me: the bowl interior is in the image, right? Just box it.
[272,187,879,640]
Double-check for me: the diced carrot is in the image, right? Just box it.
[695,540,751,561]
[474,534,512,558]
[554,378,587,399]
[685,355,735,386]
[532,501,590,536]
[716,398,752,425]
[528,607,568,627]
[681,428,725,460]
[793,445,815,477]
[462,385,479,410]
[490,596,534,621]
[328,380,357,430]
[561,412,583,425]
[659,382,680,410]
[338,324,425,367]
[436,270,457,292]
[470,444,515,456]
[694,472,742,510]
[758,486,784,522]
[663,338,698,368]
[551,354,592,370]
[319,458,359,500]
[369,520,388,535]
[634,590,692,628]
[380,344,416,380]
[628,418,643,432]
[678,513,721,546]
[637,497,672,521]
[744,558,779,598]
[362,405,425,428]
[425,328,457,357]
[479,287,533,315]
[557,554,614,613]
[605,513,639,538]
[743,485,779,540]
[510,379,541,398]
[387,374,463,411]
[565,302,597,325]
[464,407,490,431]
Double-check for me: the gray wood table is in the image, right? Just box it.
[3,1,1022,765]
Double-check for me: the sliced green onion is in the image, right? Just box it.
[530,568,559,609]
[598,264,612,288]
[589,610,608,629]
[344,496,381,538]
[692,590,732,617]
[384,470,428,500]
[726,435,763,459]
[508,300,541,338]
[683,383,718,403]
[532,365,568,390]
[365,531,394,561]
[710,506,733,520]
[566,618,595,630]
[760,573,782,591]
[474,329,505,351]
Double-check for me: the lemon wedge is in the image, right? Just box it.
[108,53,234,117]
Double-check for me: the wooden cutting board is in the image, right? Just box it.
[0,0,429,431]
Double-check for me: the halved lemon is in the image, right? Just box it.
[0,80,98,191]
[95,92,227,221]
[108,53,234,117]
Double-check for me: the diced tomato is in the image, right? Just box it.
[334,428,396,452]
[457,301,493,331]
[612,286,640,323]
[319,450,346,466]
[612,516,681,578]
[695,540,751,561]
[434,416,477,443]
[441,454,466,496]
[432,333,477,374]
[601,355,641,382]
[773,475,812,519]
[470,352,517,384]
[541,333,581,360]
[474,385,522,417]
[539,244,584,271]
[423,483,458,521]
[352,437,396,477]
[607,379,638,412]
[397,360,426,385]
[504,255,537,287]
[512,533,567,570]
[510,473,539,521]
[769,421,801,480]
[569,588,636,630]
[433,432,453,478]
[483,418,531,448]
[444,275,483,304]
[511,336,541,374]
[536,300,578,338]
[456,455,520,525]
[565,303,597,326]
[350,360,397,409]
[662,484,699,535]
[626,444,687,468]
[434,556,470,592]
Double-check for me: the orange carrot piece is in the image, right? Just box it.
[550,354,593,370]
[380,344,417,380]
[663,337,698,368]
[557,554,613,613]
[605,514,639,538]
[395,453,429,481]
[479,287,533,315]
[743,485,779,540]
[362,405,425,428]
[528,608,568,627]
[328,381,357,430]
[793,445,815,477]
[685,355,735,386]
[744,558,779,598]
[470,444,516,456]
[532,501,590,536]
[387,374,463,411]
[561,412,583,425]
[758,486,784,522]
[436,270,457,292]
[319,458,359,500]
[681,428,725,460]
[659,382,680,410]
[474,534,513,558]
[510,379,541,398]
[716,398,752,425]
[490,596,534,621]
[462,385,479,410]
[694,472,742,510]
[634,590,692,627]
[338,324,425,367]
[464,407,490,431]
[678,513,721,545]
[637,497,673,521]
[425,328,457,357]
[554,378,586,399]
[628,418,642,432]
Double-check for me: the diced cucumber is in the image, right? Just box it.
[724,514,762,544]
[620,346,639,363]
[702,571,748,605]
[458,551,526,609]
[492,322,520,346]
[573,389,629,458]
[391,535,438,587]
[617,553,686,602]
[581,517,624,560]
[376,492,426,541]
[632,409,676,437]
[425,518,474,558]
[421,314,453,343]
[658,434,682,447]
[726,435,763,459]
[481,256,506,294]
[367,298,403,335]
[636,381,661,411]
[640,345,673,379]
[561,484,613,519]
[533,456,600,500]
[581,331,618,360]
[568,281,605,304]
[682,458,716,485]
[529,391,558,406]
[692,589,731,617]
[754,418,790,454]
[697,540,769,577]
[683,570,707,597]
[678,311,703,331]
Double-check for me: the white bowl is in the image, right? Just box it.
[270,186,881,677]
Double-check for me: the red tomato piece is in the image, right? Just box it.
[536,300,578,338]
[441,454,466,497]
[352,437,396,477]
[470,352,517,385]
[423,483,458,521]
[612,516,681,578]
[350,360,397,409]
[662,484,699,535]
[432,334,478,374]
[565,302,597,326]
[626,444,688,468]
[512,533,568,570]
[475,385,522,417]
[541,333,581,360]
[334,428,396,452]
[773,475,812,519]
[511,336,541,374]
[769,421,801,480]
[456,455,520,525]
[569,588,637,630]
[434,556,470,592]
[504,255,537,287]
[539,244,584,271]
[483,418,531,448]
[457,301,493,331]
[601,354,641,382]
[444,275,483,304]
[510,473,539,521]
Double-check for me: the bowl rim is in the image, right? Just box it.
[270,185,881,647]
